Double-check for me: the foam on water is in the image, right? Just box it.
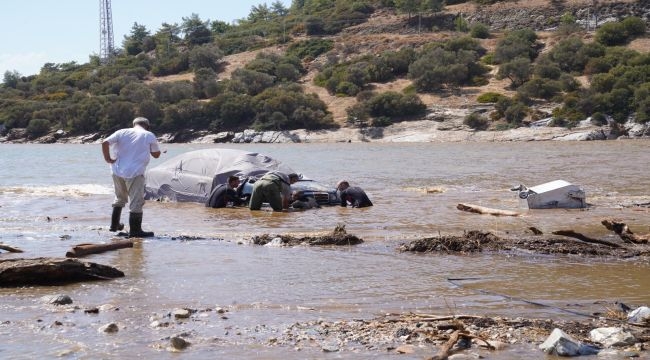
[0,183,112,197]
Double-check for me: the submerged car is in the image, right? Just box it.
[144,148,339,205]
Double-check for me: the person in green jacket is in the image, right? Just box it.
[249,171,299,211]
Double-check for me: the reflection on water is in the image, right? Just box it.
[0,141,649,359]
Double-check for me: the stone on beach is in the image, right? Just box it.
[539,328,600,356]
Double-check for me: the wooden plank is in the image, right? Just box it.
[65,240,134,258]
[457,203,520,217]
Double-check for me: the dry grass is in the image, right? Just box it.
[219,46,284,79]
[144,72,194,84]
[628,37,650,53]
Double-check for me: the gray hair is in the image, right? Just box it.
[133,117,150,127]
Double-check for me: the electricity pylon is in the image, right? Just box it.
[99,0,115,63]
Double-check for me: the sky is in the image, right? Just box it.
[0,0,291,77]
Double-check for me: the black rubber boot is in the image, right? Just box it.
[109,207,124,232]
[128,212,154,238]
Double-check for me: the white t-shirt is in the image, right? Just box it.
[104,126,160,178]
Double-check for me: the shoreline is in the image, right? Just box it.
[177,118,650,144]
[1,118,649,145]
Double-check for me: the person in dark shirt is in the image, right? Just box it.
[291,190,320,209]
[337,180,373,208]
[206,176,245,208]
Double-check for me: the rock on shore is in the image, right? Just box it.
[3,111,649,145]
[171,117,649,145]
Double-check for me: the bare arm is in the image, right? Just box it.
[101,141,115,164]
[150,140,161,158]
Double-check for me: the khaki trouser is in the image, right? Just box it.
[111,174,145,213]
[249,178,283,211]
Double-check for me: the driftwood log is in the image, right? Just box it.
[0,258,124,287]
[456,203,520,217]
[551,230,621,248]
[426,330,461,360]
[601,218,649,244]
[0,244,23,253]
[65,240,133,258]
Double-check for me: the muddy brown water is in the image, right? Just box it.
[0,141,649,359]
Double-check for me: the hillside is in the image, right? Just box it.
[155,0,650,130]
[1,0,649,143]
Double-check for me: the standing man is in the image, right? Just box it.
[249,171,299,211]
[337,180,373,208]
[102,117,161,237]
[205,175,246,208]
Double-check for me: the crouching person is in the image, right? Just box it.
[291,190,321,209]
[337,180,373,208]
[249,172,299,211]
[206,176,246,208]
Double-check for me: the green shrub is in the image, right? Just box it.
[26,118,51,138]
[286,39,334,60]
[346,102,370,125]
[596,21,628,46]
[193,68,219,99]
[366,91,426,118]
[348,91,423,124]
[315,61,370,96]
[209,91,254,129]
[534,62,562,80]
[408,45,487,92]
[590,73,616,93]
[497,57,531,87]
[150,81,195,104]
[454,16,469,32]
[494,97,513,117]
[476,92,508,103]
[402,84,417,95]
[189,43,224,71]
[547,36,585,72]
[494,28,540,63]
[336,81,360,96]
[517,78,561,100]
[494,122,516,130]
[621,17,646,38]
[504,102,528,125]
[634,83,650,124]
[251,85,335,131]
[590,112,607,126]
[151,53,189,76]
[584,57,612,75]
[469,23,490,39]
[230,68,275,96]
[371,116,392,127]
[382,48,417,77]
[463,112,489,130]
[558,73,581,92]
[481,53,495,65]
[102,101,136,130]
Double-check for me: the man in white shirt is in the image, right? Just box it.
[101,117,161,237]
